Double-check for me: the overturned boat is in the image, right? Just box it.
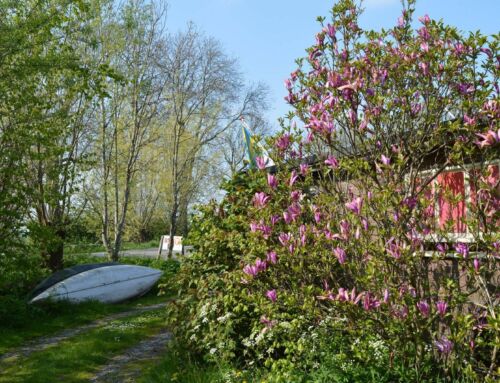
[30,263,163,304]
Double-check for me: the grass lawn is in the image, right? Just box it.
[0,307,168,383]
[0,291,167,355]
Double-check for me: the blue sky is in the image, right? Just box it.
[166,0,500,128]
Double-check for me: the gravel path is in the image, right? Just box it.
[89,330,172,383]
[0,303,168,364]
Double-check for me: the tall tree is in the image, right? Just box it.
[0,0,106,271]
[87,0,167,261]
[158,25,269,257]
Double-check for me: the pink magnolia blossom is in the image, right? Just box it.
[476,129,500,148]
[287,203,301,222]
[435,336,453,354]
[383,289,390,304]
[361,217,369,231]
[267,251,278,264]
[278,232,292,246]
[345,197,363,215]
[290,190,302,201]
[324,155,339,169]
[386,238,402,259]
[243,264,258,277]
[255,258,267,272]
[299,225,307,246]
[325,23,335,38]
[270,215,281,226]
[265,289,277,303]
[267,174,278,189]
[418,14,431,24]
[255,156,267,170]
[463,114,476,126]
[276,134,291,151]
[289,170,299,187]
[436,243,448,254]
[417,300,430,317]
[473,258,480,273]
[283,211,292,224]
[363,292,381,311]
[340,220,350,239]
[436,301,448,318]
[299,163,309,175]
[333,247,347,264]
[420,42,429,52]
[253,192,270,208]
[455,242,469,258]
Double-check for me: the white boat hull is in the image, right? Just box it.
[30,265,163,304]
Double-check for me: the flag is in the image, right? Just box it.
[241,119,275,169]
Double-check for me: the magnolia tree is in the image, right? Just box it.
[170,1,499,381]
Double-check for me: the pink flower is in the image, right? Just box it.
[383,289,390,303]
[345,197,363,215]
[299,163,309,175]
[361,217,369,231]
[253,192,270,208]
[250,221,259,232]
[455,242,469,258]
[417,300,430,317]
[463,114,476,126]
[278,232,292,246]
[476,129,500,148]
[243,264,258,277]
[420,42,429,52]
[363,293,380,311]
[255,258,267,272]
[283,211,292,224]
[473,258,480,273]
[419,62,429,76]
[266,289,277,302]
[436,301,448,318]
[287,203,301,222]
[324,155,339,169]
[436,243,448,254]
[340,220,350,239]
[381,154,391,165]
[325,23,335,38]
[435,336,453,354]
[289,170,299,187]
[267,251,277,264]
[267,174,278,189]
[418,14,431,24]
[333,247,347,264]
[397,16,405,27]
[270,215,281,226]
[276,134,291,151]
[255,156,267,170]
[290,190,302,201]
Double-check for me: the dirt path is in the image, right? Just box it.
[89,330,172,383]
[0,303,167,364]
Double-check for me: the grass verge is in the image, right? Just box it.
[0,308,167,383]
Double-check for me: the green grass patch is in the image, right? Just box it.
[0,308,167,383]
[0,291,168,355]
[137,341,228,383]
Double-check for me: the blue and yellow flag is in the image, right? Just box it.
[241,120,275,169]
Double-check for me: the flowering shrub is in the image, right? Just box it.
[169,1,499,381]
